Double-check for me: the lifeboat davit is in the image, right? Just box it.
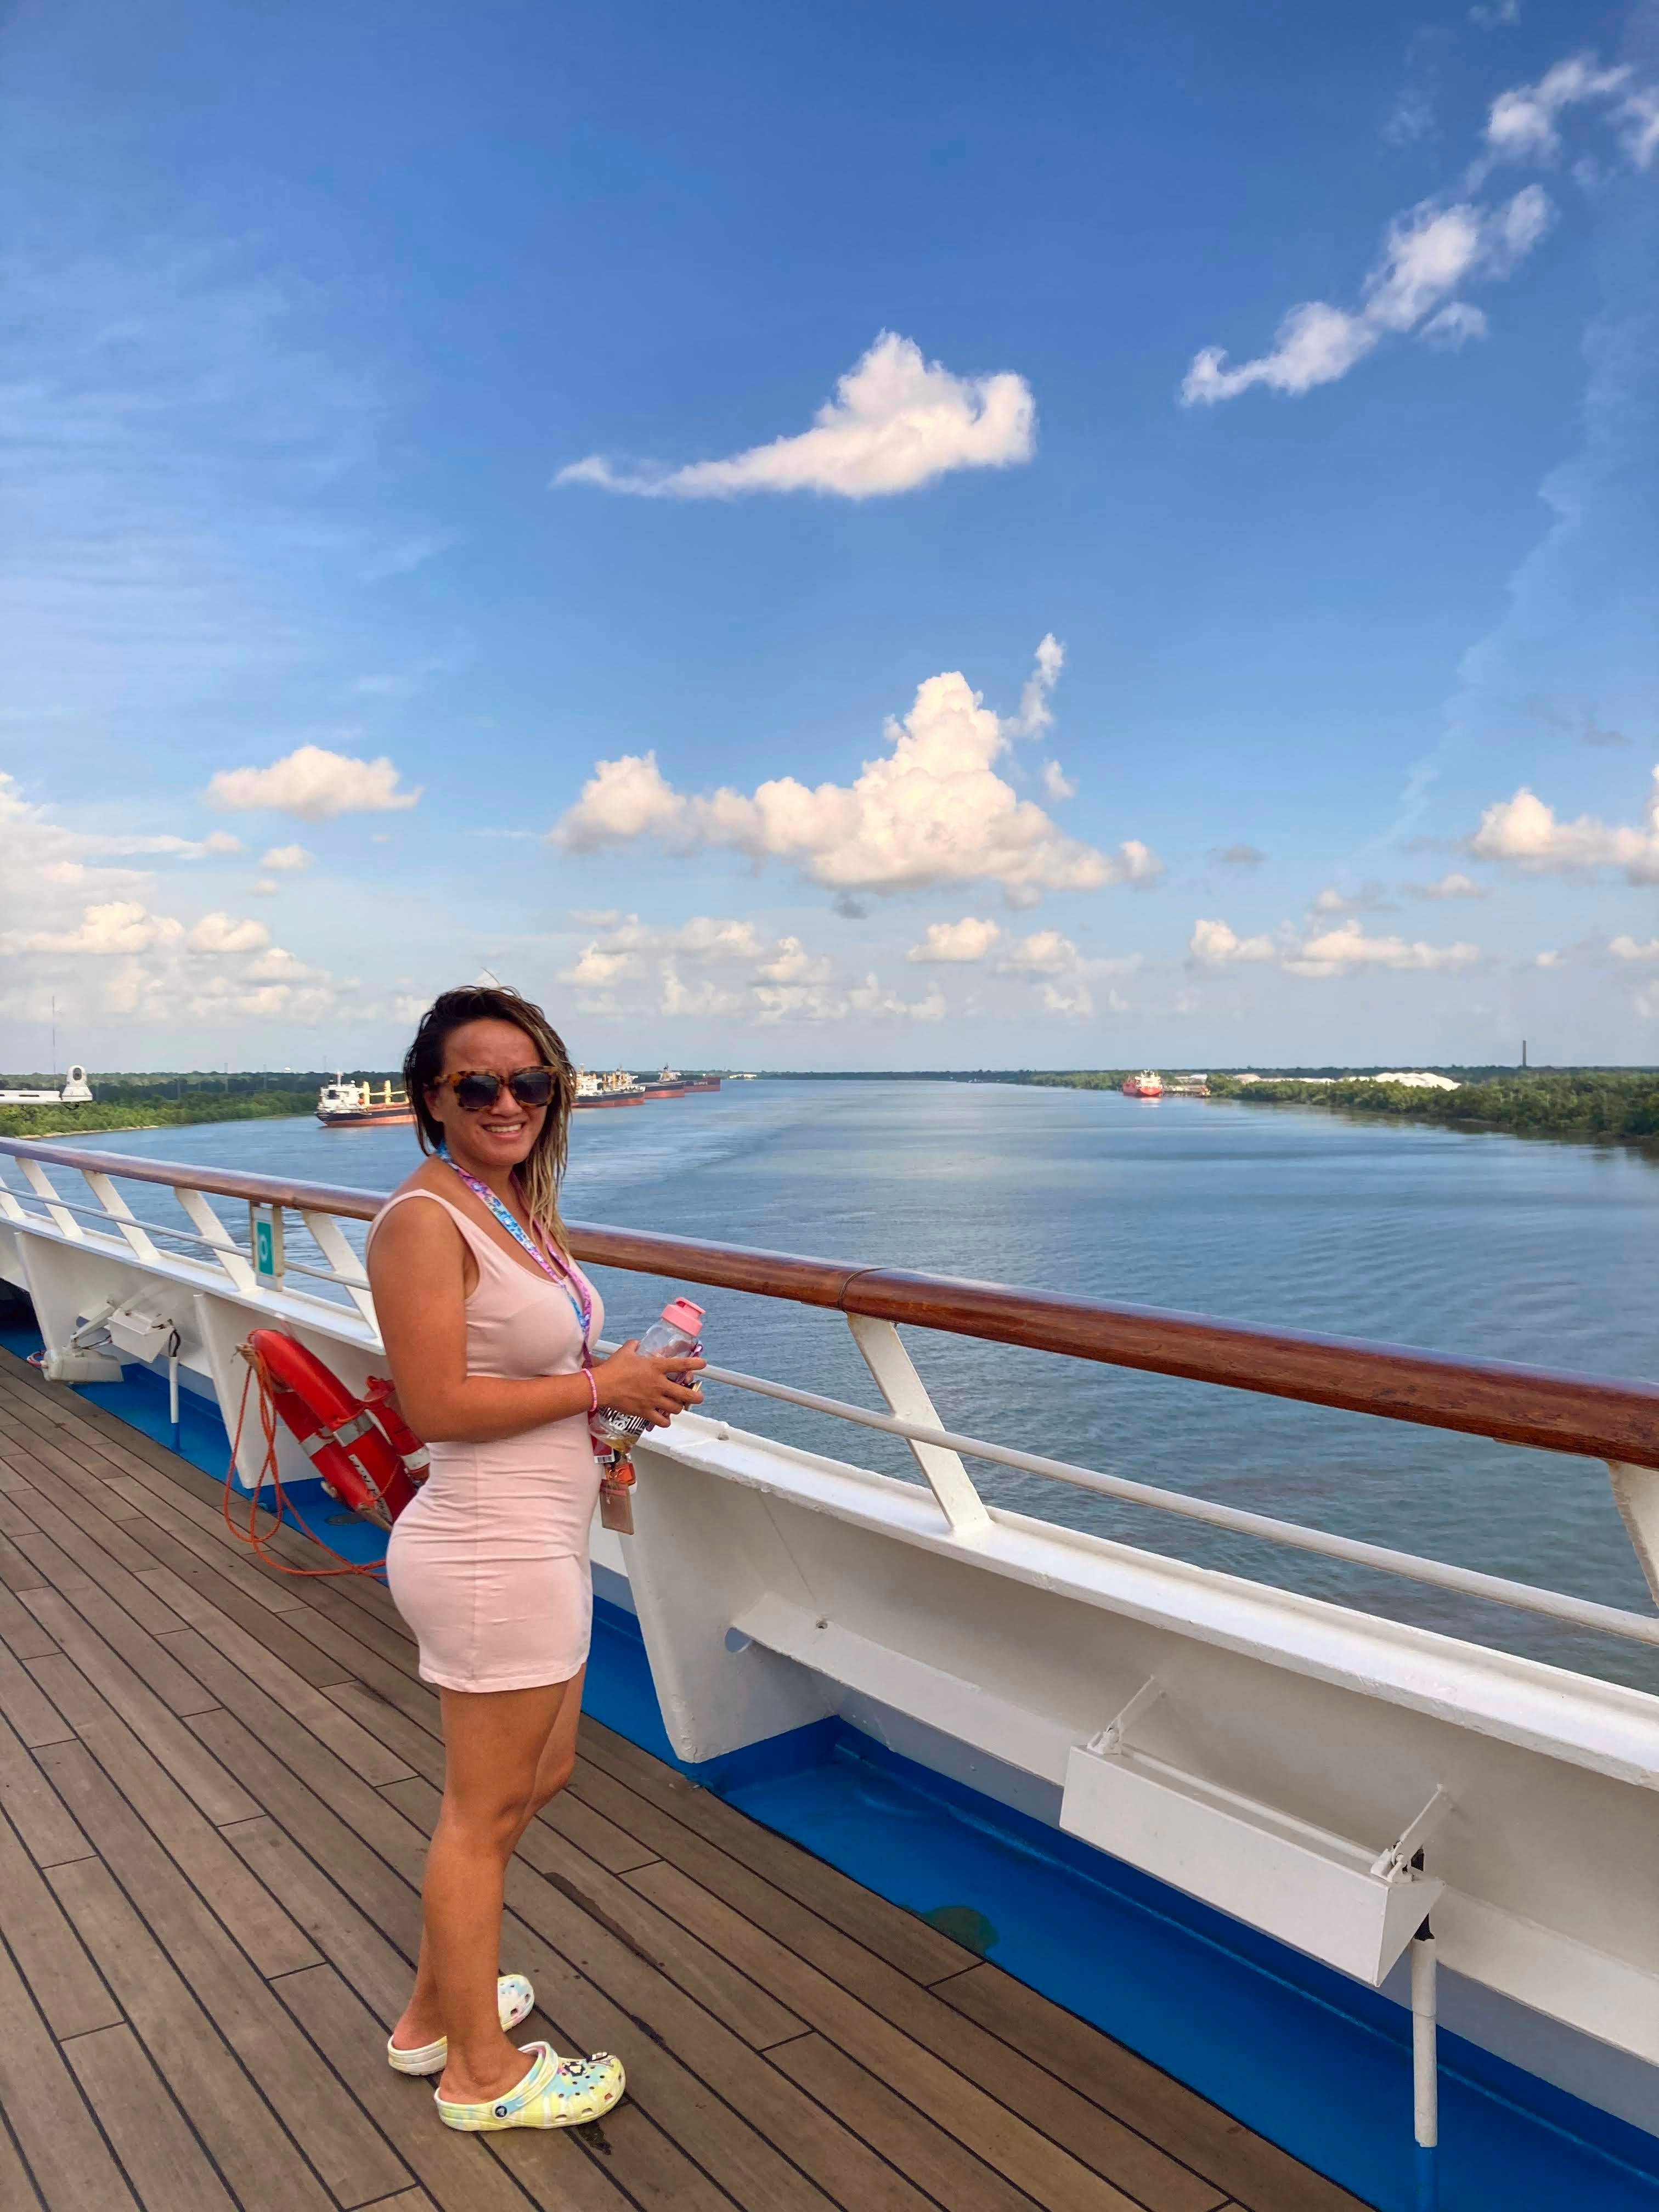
[244,1330,426,1527]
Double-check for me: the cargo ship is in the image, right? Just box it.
[638,1065,721,1098]
[574,1066,645,1109]
[1122,1069,1165,1098]
[315,1074,416,1126]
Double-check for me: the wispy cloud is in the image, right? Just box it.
[1183,189,1550,403]
[1183,44,1656,406]
[556,332,1035,500]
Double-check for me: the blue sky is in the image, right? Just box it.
[2,0,1656,1069]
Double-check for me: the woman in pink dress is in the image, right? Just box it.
[367,983,703,2133]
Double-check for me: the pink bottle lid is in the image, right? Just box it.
[661,1297,706,1336]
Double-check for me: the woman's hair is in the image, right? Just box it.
[403,985,577,1245]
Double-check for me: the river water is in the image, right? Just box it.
[49,1080,1659,1692]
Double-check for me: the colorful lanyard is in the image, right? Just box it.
[436,1143,593,1357]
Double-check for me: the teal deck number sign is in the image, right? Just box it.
[250,1204,285,1289]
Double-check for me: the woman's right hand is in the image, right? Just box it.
[594,1342,706,1427]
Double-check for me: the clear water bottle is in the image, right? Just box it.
[598,1297,706,1444]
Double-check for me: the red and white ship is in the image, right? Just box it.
[1121,1070,1165,1098]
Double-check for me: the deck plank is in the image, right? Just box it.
[622,1850,1226,2211]
[31,1686,321,1978]
[25,1630,258,1827]
[137,1553,366,1685]
[46,1853,347,2212]
[159,1620,415,1785]
[22,1582,216,1718]
[0,1923,138,2211]
[0,1638,76,1747]
[45,1812,410,2208]
[0,1802,122,2038]
[0,1706,92,1867]
[617,1858,1169,2212]
[0,1527,53,1599]
[222,1814,424,2030]
[940,1962,1370,2212]
[573,1717,980,1988]
[61,2023,240,2212]
[0,1352,1373,2212]
[0,1476,199,1632]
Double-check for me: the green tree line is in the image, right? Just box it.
[1203,1071,1659,1140]
[0,1090,324,1137]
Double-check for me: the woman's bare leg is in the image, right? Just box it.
[392,1667,587,2063]
[388,1674,581,2103]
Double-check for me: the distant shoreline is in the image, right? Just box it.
[0,1091,315,1141]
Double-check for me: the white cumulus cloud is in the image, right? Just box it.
[1468,769,1659,881]
[553,642,1156,902]
[259,843,315,872]
[206,744,421,821]
[753,935,834,985]
[556,332,1035,501]
[1610,935,1659,961]
[188,911,272,953]
[1189,917,1277,964]
[906,917,1002,963]
[997,929,1079,975]
[1190,914,1475,976]
[1284,920,1481,977]
[3,900,185,955]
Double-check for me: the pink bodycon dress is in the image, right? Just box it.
[371,1188,605,1693]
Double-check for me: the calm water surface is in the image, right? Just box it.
[58,1081,1659,1691]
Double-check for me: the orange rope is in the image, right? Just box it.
[223,1350,390,1581]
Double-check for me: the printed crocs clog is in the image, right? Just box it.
[435,2039,625,2131]
[386,1973,536,2075]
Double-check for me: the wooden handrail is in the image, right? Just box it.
[4,1136,1657,1468]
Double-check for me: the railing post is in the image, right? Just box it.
[82,1171,160,1265]
[300,1209,377,1326]
[20,1161,82,1239]
[1607,1462,1659,1606]
[175,1189,256,1293]
[845,1312,990,1537]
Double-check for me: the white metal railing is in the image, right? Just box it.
[2,1142,1658,1656]
[0,1158,374,1314]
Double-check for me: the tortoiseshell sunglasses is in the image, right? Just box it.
[432,1066,560,1112]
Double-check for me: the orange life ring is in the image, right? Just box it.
[245,1329,422,1528]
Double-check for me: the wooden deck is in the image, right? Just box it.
[0,1344,1368,2212]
